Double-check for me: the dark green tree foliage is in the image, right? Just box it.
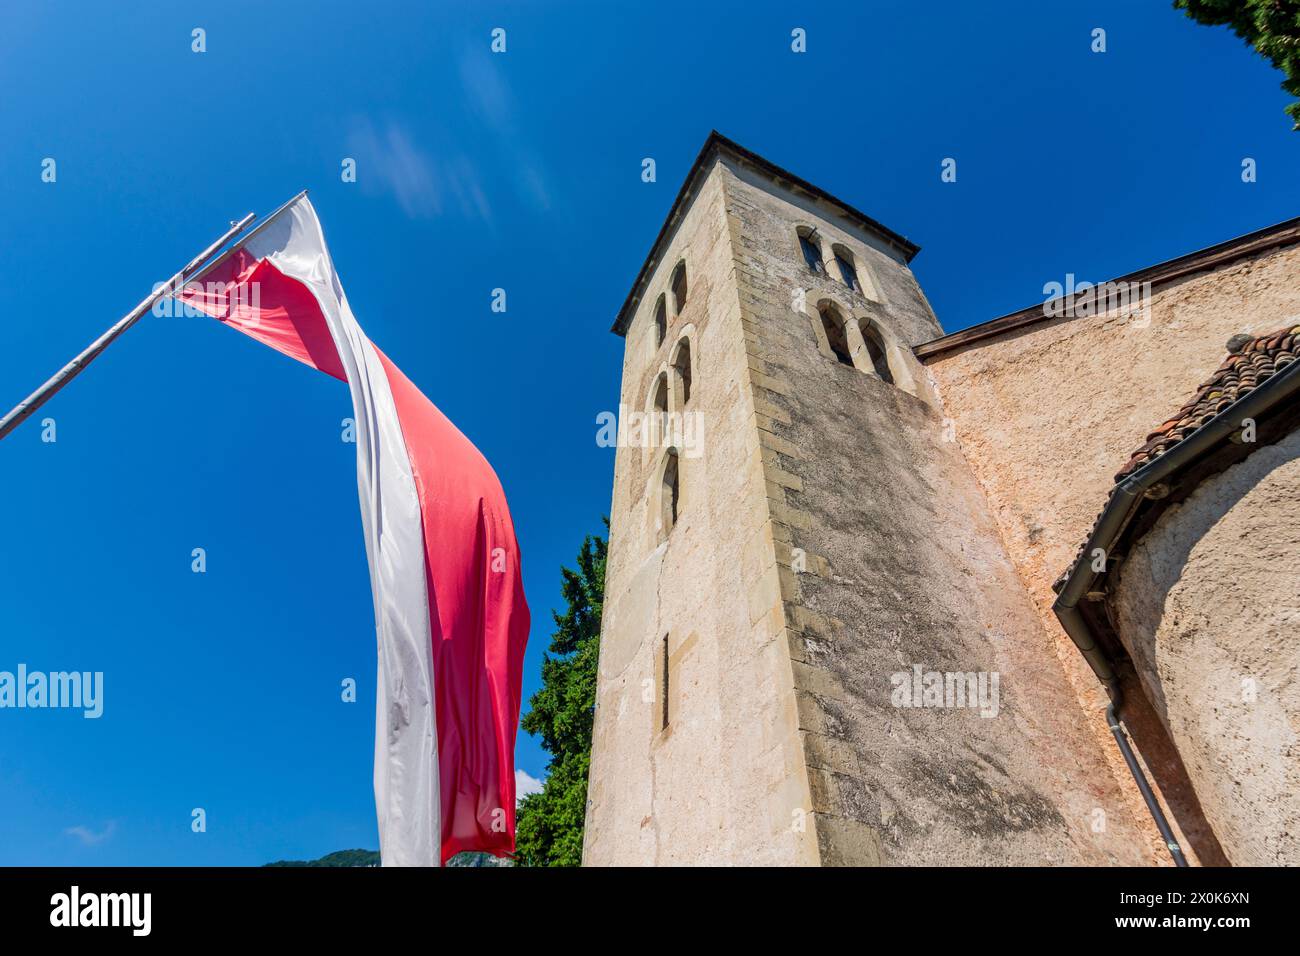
[513,525,607,866]
[1175,0,1300,127]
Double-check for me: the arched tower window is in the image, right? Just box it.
[651,372,669,448]
[660,449,680,533]
[653,295,667,347]
[672,338,692,405]
[798,228,824,275]
[670,261,688,316]
[859,320,894,384]
[833,246,860,293]
[819,304,853,366]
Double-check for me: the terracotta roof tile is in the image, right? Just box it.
[1113,326,1300,481]
[1054,324,1300,594]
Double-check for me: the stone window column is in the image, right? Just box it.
[844,319,878,377]
[823,253,845,286]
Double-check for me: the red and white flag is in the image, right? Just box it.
[178,194,530,866]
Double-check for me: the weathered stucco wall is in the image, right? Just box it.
[724,163,1156,865]
[1112,429,1300,865]
[584,161,819,865]
[923,242,1300,861]
[925,244,1300,629]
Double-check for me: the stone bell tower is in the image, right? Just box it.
[583,132,1155,866]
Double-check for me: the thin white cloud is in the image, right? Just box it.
[459,50,513,131]
[443,152,494,224]
[346,46,554,223]
[347,118,492,223]
[458,47,553,213]
[64,821,116,846]
[518,162,552,212]
[515,768,544,804]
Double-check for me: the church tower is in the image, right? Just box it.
[583,133,1155,866]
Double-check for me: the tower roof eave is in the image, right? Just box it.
[611,130,921,337]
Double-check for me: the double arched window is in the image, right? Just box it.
[813,300,899,386]
[796,228,873,297]
[649,261,689,351]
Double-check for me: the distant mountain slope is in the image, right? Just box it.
[446,851,512,867]
[263,849,511,867]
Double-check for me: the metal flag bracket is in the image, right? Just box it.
[0,209,260,441]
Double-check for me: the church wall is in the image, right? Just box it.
[922,241,1300,862]
[583,138,1288,867]
[922,242,1300,650]
[720,162,1156,865]
[1111,428,1300,865]
[583,161,820,865]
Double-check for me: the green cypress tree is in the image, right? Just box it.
[1175,0,1300,128]
[514,524,606,866]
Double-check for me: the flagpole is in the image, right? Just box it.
[0,211,257,442]
[183,190,308,290]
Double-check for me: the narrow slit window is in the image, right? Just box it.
[660,634,670,730]
[654,296,667,347]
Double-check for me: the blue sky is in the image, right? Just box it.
[0,1,1297,865]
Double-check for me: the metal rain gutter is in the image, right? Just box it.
[1053,354,1300,678]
